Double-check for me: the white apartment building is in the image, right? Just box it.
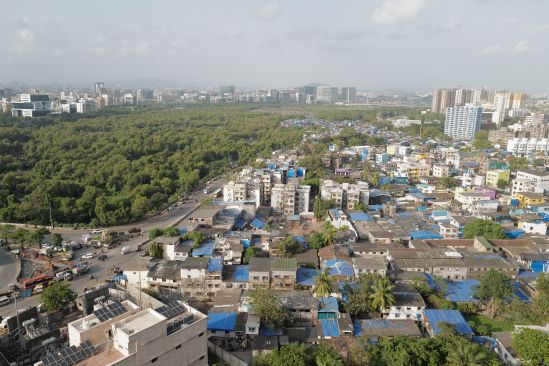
[382,292,426,321]
[316,86,339,103]
[454,191,491,211]
[444,105,483,140]
[270,183,310,215]
[64,300,207,366]
[511,170,549,195]
[11,94,52,117]
[507,138,549,156]
[432,164,451,178]
[320,180,369,210]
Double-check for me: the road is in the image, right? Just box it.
[0,176,227,318]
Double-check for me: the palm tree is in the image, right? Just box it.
[313,269,333,297]
[369,172,380,187]
[447,342,489,366]
[370,277,395,312]
[322,222,337,246]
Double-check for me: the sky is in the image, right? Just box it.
[2,0,549,91]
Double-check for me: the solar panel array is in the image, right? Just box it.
[93,301,127,322]
[41,340,97,366]
[155,301,186,319]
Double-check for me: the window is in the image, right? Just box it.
[199,356,205,360]
[176,344,181,350]
[151,357,158,363]
[199,332,204,337]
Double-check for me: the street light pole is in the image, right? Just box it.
[137,255,142,309]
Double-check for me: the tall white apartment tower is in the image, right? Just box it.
[444,105,483,140]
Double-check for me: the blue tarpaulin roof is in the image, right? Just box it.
[318,297,339,313]
[423,309,474,336]
[368,204,384,211]
[233,216,247,230]
[349,212,373,222]
[296,268,319,286]
[320,319,340,337]
[178,227,190,235]
[233,265,249,282]
[240,239,250,249]
[192,240,215,257]
[207,258,223,272]
[505,229,525,239]
[207,312,238,331]
[445,280,480,302]
[250,218,265,229]
[323,259,355,277]
[410,230,443,240]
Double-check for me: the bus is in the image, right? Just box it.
[21,274,53,290]
[211,188,222,198]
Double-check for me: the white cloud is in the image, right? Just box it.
[519,24,549,35]
[259,0,280,20]
[480,45,502,55]
[442,16,462,32]
[373,0,426,26]
[513,40,542,54]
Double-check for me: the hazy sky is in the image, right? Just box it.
[2,0,549,91]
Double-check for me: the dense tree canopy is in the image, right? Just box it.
[463,219,507,240]
[41,282,76,312]
[0,106,302,226]
[513,328,549,365]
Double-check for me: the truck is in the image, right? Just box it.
[72,264,89,276]
[55,271,73,282]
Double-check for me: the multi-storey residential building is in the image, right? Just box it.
[507,138,549,156]
[67,300,208,366]
[11,94,52,117]
[431,88,456,114]
[320,180,369,210]
[513,192,547,208]
[271,258,297,291]
[316,86,338,103]
[432,164,450,178]
[248,257,271,288]
[444,105,483,140]
[180,257,209,299]
[270,183,311,215]
[341,87,357,104]
[511,170,549,194]
[485,169,510,188]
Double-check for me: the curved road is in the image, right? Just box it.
[0,176,227,318]
[0,248,19,293]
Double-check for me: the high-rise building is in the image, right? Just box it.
[431,89,456,114]
[11,94,52,117]
[92,82,104,95]
[455,89,473,106]
[316,86,338,103]
[341,87,357,104]
[137,88,154,101]
[270,183,310,215]
[219,85,235,95]
[444,105,483,140]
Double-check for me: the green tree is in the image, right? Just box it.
[51,233,63,247]
[315,345,343,366]
[313,195,324,220]
[40,282,76,312]
[309,232,326,249]
[496,179,508,190]
[532,273,549,322]
[508,157,528,172]
[513,328,549,366]
[463,219,507,240]
[353,202,368,212]
[370,277,395,312]
[149,228,163,240]
[313,269,333,297]
[250,286,288,329]
[183,231,206,246]
[473,269,514,318]
[345,273,380,316]
[200,196,214,206]
[439,176,457,189]
[279,236,302,257]
[150,242,163,259]
[261,343,310,366]
[369,172,381,188]
[163,227,180,236]
[243,246,261,264]
[322,222,337,246]
[446,341,489,366]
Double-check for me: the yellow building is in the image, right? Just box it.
[513,192,547,208]
[486,169,510,188]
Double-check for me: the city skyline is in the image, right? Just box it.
[2,0,549,91]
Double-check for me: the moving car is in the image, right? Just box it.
[81,253,94,260]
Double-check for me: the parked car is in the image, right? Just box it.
[10,249,20,255]
[0,296,10,307]
[81,253,94,260]
[96,253,108,261]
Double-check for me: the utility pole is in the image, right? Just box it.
[137,255,142,309]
